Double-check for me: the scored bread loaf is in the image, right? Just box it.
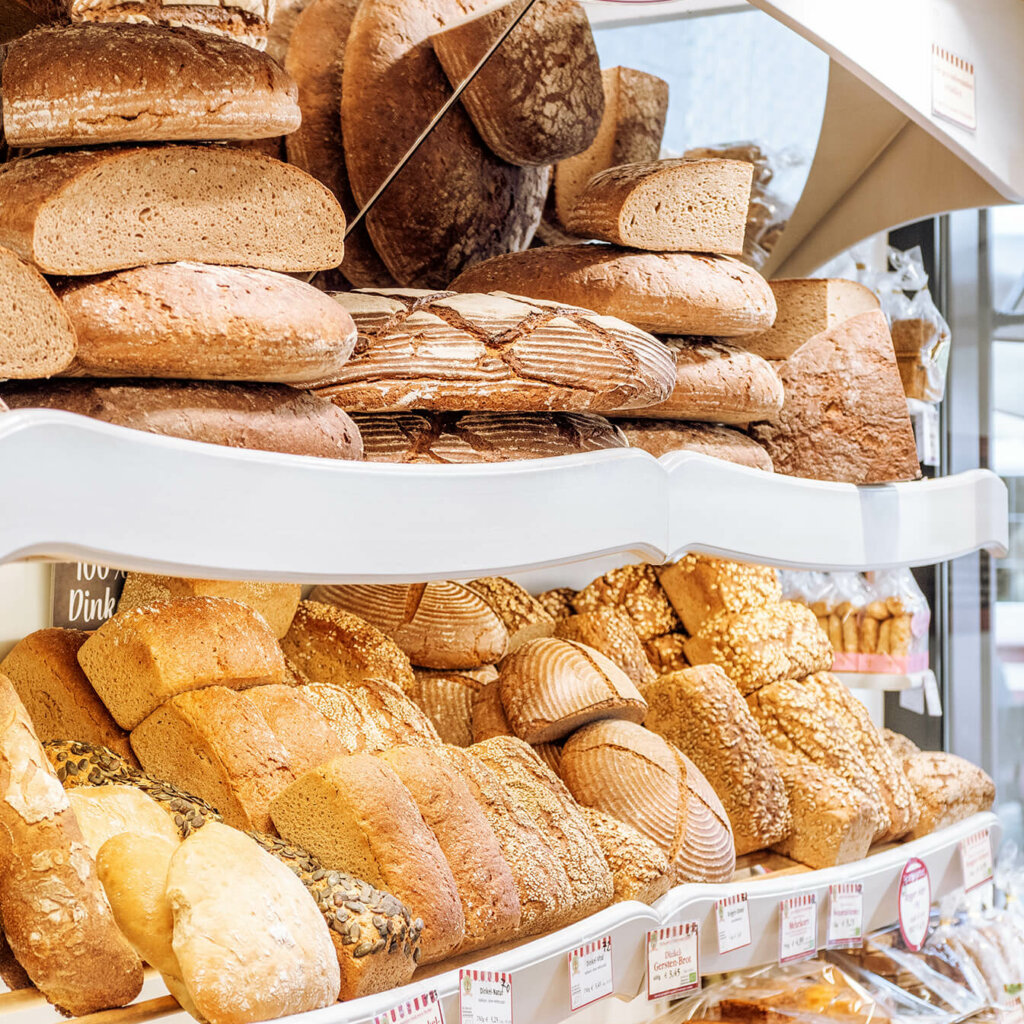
[616,420,775,469]
[431,0,602,166]
[78,596,287,730]
[465,578,555,651]
[554,608,657,690]
[270,753,465,964]
[3,24,301,147]
[643,665,790,855]
[314,289,675,412]
[471,680,513,743]
[67,784,181,855]
[902,752,995,840]
[566,159,753,256]
[244,684,349,775]
[498,637,648,743]
[449,246,777,338]
[410,666,497,747]
[580,806,672,905]
[0,628,136,763]
[0,147,346,275]
[573,564,680,641]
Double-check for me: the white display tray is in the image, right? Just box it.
[835,670,936,693]
[0,411,1008,582]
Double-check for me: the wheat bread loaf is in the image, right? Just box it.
[883,729,921,762]
[67,784,181,855]
[580,806,672,905]
[553,607,656,690]
[450,246,777,337]
[616,420,774,468]
[0,629,136,762]
[554,66,668,225]
[78,596,287,730]
[567,158,752,255]
[0,678,143,1015]
[244,684,348,775]
[902,751,995,839]
[471,680,513,743]
[0,147,346,275]
[3,24,300,147]
[644,633,689,675]
[465,577,555,651]
[315,289,675,412]
[573,564,679,641]
[431,0,602,166]
[1,380,364,460]
[750,311,922,484]
[0,245,77,378]
[536,587,577,621]
[270,753,465,964]
[410,666,496,747]
[57,263,357,383]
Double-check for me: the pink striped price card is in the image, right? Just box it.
[374,990,444,1024]
[647,922,700,1000]
[459,970,512,1024]
[960,829,994,892]
[567,936,613,1011]
[826,883,864,950]
[715,893,751,955]
[778,894,817,965]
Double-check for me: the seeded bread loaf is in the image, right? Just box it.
[616,420,775,469]
[449,247,777,338]
[411,666,497,747]
[465,577,556,651]
[270,753,465,964]
[0,147,346,275]
[0,628,136,763]
[78,596,287,730]
[902,752,995,840]
[498,637,648,743]
[244,684,349,775]
[580,806,672,905]
[536,587,577,621]
[66,784,181,855]
[644,633,689,675]
[573,564,680,641]
[883,729,921,762]
[553,608,656,690]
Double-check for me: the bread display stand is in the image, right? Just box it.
[834,669,937,693]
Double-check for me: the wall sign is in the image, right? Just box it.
[51,562,125,630]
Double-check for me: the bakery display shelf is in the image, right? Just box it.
[834,669,935,693]
[0,411,1008,582]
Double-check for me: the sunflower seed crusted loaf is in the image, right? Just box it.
[580,806,672,905]
[554,608,656,690]
[411,667,496,747]
[573,564,680,641]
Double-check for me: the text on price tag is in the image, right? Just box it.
[716,893,751,955]
[779,894,817,965]
[999,991,1024,1024]
[647,923,700,1000]
[960,830,994,892]
[374,990,444,1024]
[898,858,932,952]
[826,884,864,950]
[460,970,512,1024]
[568,936,613,1011]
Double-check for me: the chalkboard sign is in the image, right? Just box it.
[51,563,126,630]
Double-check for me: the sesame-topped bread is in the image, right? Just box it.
[882,728,921,762]
[553,608,657,690]
[644,633,689,676]
[536,587,577,621]
[411,666,497,747]
[465,578,556,651]
[580,806,672,905]
[77,596,287,730]
[573,564,680,641]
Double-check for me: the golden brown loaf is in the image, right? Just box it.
[498,637,648,743]
[683,601,832,696]
[532,741,563,776]
[0,628,136,763]
[616,420,775,470]
[67,784,181,855]
[902,751,995,839]
[644,633,689,675]
[553,607,657,690]
[573,563,680,641]
[244,684,349,776]
[411,666,496,747]
[78,596,287,730]
[658,555,781,635]
[465,577,556,651]
[580,806,672,905]
[315,289,675,412]
[471,680,514,743]
[536,587,577,621]
[270,753,465,964]
[883,728,921,761]
[280,600,417,695]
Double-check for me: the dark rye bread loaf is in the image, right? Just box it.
[1,380,364,460]
[313,289,675,412]
[617,420,774,469]
[3,25,300,147]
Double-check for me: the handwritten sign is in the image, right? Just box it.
[51,563,125,630]
[898,858,932,951]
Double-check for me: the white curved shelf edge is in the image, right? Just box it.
[836,670,935,693]
[0,411,1008,581]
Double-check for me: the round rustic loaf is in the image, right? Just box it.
[615,420,774,469]
[552,608,657,690]
[410,666,496,747]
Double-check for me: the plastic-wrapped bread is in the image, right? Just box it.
[581,807,672,905]
[553,607,656,690]
[573,564,680,641]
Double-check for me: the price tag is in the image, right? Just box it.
[778,894,817,965]
[931,43,976,131]
[898,858,932,951]
[826,884,864,950]
[459,970,512,1024]
[375,990,444,1024]
[716,893,751,955]
[647,922,700,1001]
[960,830,994,892]
[999,993,1024,1024]
[567,936,613,1011]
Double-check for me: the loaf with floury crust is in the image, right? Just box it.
[67,784,181,856]
[573,563,680,641]
[581,806,672,905]
[554,607,657,690]
[616,420,774,469]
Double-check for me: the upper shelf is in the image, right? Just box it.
[0,411,1007,581]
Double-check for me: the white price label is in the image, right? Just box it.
[568,937,613,1011]
[826,884,864,950]
[647,923,700,1000]
[375,990,444,1024]
[460,970,512,1024]
[898,858,932,952]
[778,895,817,965]
[931,43,976,131]
[716,893,751,955]
[960,830,994,892]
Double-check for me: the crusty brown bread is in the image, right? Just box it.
[883,728,921,761]
[581,806,672,905]
[553,608,656,690]
[573,564,679,641]
[902,751,995,839]
[244,684,348,776]
[465,577,555,651]
[471,680,513,743]
[410,666,496,747]
[0,147,346,275]
[3,24,300,147]
[616,420,775,469]
[536,587,577,621]
[78,596,287,730]
[644,633,689,676]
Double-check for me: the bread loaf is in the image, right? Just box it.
[280,600,416,695]
[431,0,602,166]
[3,24,300,147]
[449,246,777,337]
[536,587,577,621]
[0,245,77,378]
[78,596,287,730]
[244,684,348,775]
[314,289,675,412]
[270,753,465,964]
[498,637,648,743]
[902,752,995,839]
[610,338,784,426]
[658,555,781,635]
[466,577,556,651]
[57,263,357,384]
[0,147,346,275]
[1,380,364,461]
[573,564,679,641]
[0,628,136,763]
[353,410,629,463]
[411,666,496,746]
[616,420,774,469]
[117,575,300,639]
[554,66,668,225]
[580,806,672,905]
[567,159,752,255]
[553,608,656,690]
[883,728,921,761]
[0,678,143,1015]
[749,311,922,484]
[644,633,689,675]
[472,680,513,743]
[67,784,181,855]
[644,665,790,855]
